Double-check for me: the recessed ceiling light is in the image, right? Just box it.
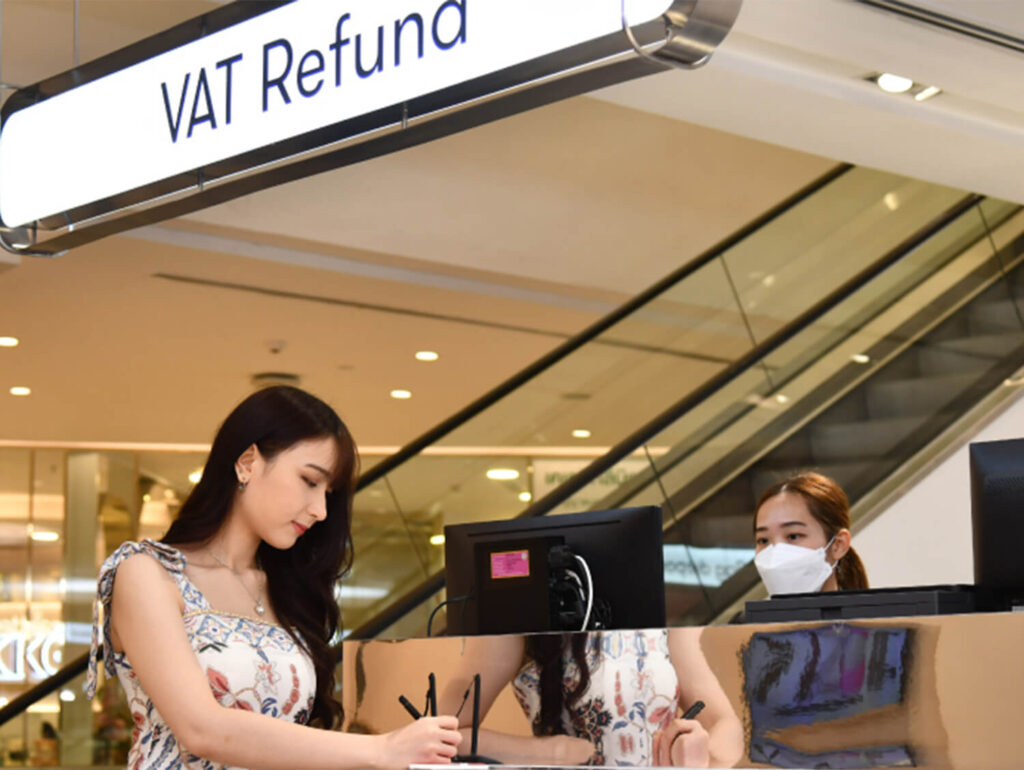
[188,469,203,484]
[914,85,942,102]
[883,192,900,211]
[571,429,591,439]
[9,386,30,396]
[415,351,439,362]
[31,530,59,542]
[58,689,75,702]
[774,394,790,404]
[0,336,18,347]
[429,534,445,546]
[486,468,520,481]
[876,72,913,94]
[143,493,152,503]
[390,389,412,400]
[851,353,871,364]
[519,491,532,502]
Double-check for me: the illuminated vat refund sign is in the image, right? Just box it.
[0,0,674,228]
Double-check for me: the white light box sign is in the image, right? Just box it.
[0,0,673,229]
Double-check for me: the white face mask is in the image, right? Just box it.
[754,537,836,596]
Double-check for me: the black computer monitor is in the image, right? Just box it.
[969,437,1024,598]
[443,506,665,635]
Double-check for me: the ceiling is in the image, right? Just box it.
[595,0,1024,204]
[1,0,1022,469]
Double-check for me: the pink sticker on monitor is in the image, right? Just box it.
[491,550,530,579]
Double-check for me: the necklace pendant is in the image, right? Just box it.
[255,599,265,617]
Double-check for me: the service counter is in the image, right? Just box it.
[342,611,1024,769]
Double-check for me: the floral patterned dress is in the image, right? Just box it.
[86,540,316,770]
[513,629,680,766]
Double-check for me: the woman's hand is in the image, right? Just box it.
[653,718,710,767]
[380,716,462,769]
[549,734,596,766]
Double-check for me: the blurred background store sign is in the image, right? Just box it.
[0,624,64,683]
[0,0,740,253]
[663,544,755,587]
[531,457,650,513]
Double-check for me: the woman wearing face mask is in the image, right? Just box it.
[753,472,869,596]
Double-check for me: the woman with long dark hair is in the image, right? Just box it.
[86,386,460,769]
[754,471,869,595]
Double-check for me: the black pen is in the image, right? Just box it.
[453,684,471,719]
[681,700,705,720]
[428,672,437,717]
[399,694,422,720]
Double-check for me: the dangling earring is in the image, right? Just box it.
[238,479,248,492]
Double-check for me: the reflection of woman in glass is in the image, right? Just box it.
[754,472,868,596]
[87,387,460,769]
[439,627,743,767]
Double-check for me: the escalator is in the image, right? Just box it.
[5,166,1024,758]
[344,177,1024,638]
[578,198,1024,624]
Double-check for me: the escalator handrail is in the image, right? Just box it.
[347,192,987,639]
[356,163,853,490]
[347,571,447,643]
[0,651,90,728]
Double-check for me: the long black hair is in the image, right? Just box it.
[525,633,593,736]
[162,386,358,729]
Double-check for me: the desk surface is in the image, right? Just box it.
[351,612,1024,770]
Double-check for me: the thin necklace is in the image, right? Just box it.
[208,551,266,617]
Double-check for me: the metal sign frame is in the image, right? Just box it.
[0,0,740,255]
